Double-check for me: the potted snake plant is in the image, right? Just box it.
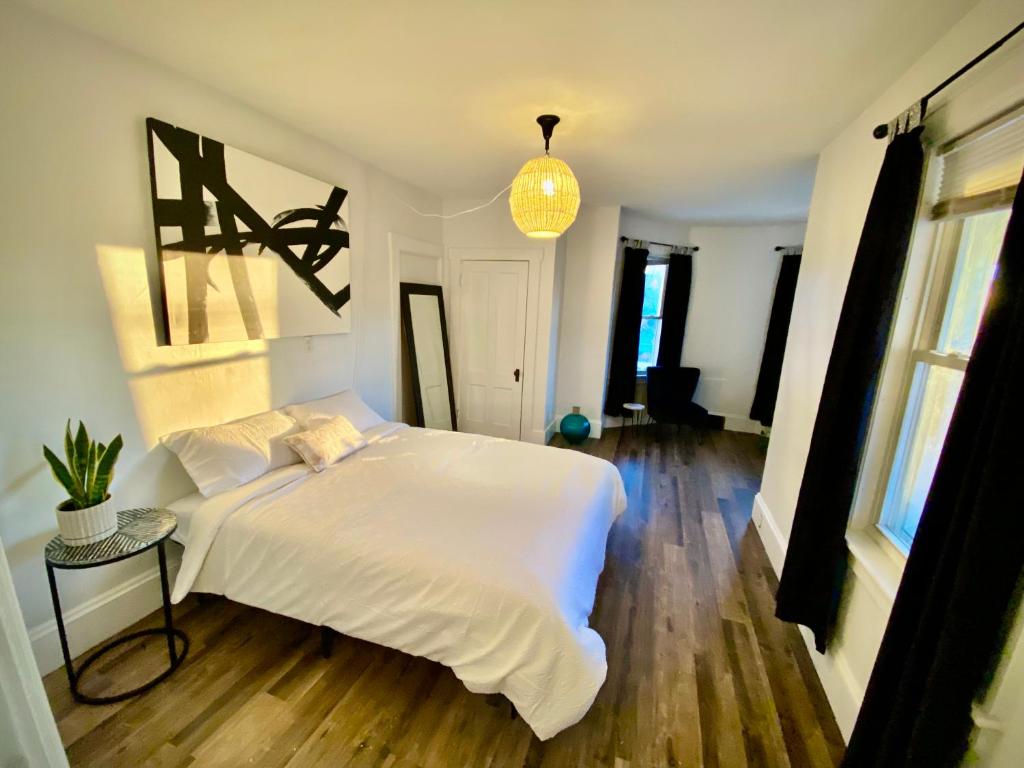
[43,421,123,546]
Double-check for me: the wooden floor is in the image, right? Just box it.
[44,426,844,767]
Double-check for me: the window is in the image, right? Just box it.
[637,263,668,373]
[877,210,1008,550]
[872,106,1023,553]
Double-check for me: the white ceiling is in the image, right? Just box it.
[24,0,977,222]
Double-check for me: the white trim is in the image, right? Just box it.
[846,529,904,608]
[0,537,68,768]
[719,414,764,435]
[28,559,179,676]
[799,625,864,741]
[602,414,624,431]
[387,233,445,422]
[751,492,787,575]
[526,427,549,445]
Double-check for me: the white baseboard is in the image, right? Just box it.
[751,492,862,741]
[799,626,864,741]
[601,414,622,432]
[29,561,178,676]
[752,492,787,576]
[526,428,547,445]
[719,414,764,435]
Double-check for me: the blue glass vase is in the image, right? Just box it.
[560,407,591,444]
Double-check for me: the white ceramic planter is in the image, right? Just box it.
[56,496,118,546]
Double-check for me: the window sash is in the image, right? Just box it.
[637,263,669,370]
[637,318,663,373]
[643,263,668,319]
[870,216,971,553]
[874,207,1008,552]
[910,349,968,371]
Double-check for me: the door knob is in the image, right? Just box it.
[514,368,521,382]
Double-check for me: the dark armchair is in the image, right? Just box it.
[645,366,710,433]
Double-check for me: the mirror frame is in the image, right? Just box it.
[399,282,458,431]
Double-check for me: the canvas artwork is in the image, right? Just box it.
[146,117,351,345]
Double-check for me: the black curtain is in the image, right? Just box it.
[605,247,648,416]
[843,173,1024,767]
[775,127,925,652]
[750,252,802,426]
[656,250,693,368]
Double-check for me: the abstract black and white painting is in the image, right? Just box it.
[146,117,351,344]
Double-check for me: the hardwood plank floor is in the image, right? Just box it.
[43,426,844,767]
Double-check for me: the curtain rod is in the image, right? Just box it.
[775,245,803,253]
[619,236,698,252]
[873,21,1024,140]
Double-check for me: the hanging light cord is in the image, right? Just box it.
[396,183,512,220]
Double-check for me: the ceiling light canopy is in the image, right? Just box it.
[509,115,580,239]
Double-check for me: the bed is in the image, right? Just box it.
[165,413,626,741]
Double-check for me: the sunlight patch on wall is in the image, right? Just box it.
[96,245,271,447]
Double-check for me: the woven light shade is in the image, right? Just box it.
[509,155,581,238]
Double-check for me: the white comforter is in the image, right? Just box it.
[171,424,626,740]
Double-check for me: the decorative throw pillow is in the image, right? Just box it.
[283,415,368,472]
[284,389,386,432]
[160,409,300,497]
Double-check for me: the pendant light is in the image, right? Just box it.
[509,115,581,238]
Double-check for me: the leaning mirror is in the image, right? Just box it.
[400,283,457,431]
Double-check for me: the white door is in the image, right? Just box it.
[458,260,529,439]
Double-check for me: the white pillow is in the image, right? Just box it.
[283,415,368,472]
[284,389,386,432]
[160,409,300,497]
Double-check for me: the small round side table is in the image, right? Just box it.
[623,402,646,437]
[44,507,189,704]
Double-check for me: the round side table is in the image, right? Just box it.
[44,507,189,704]
[623,402,646,437]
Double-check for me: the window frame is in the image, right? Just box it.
[872,218,973,553]
[636,259,669,375]
[849,140,1018,564]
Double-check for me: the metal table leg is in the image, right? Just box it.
[158,542,177,664]
[46,551,189,705]
[46,562,76,694]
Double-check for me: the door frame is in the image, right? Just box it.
[448,247,544,441]
[0,535,68,767]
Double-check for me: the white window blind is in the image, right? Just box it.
[934,106,1024,217]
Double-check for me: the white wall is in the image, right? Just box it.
[684,223,807,427]
[619,210,692,247]
[753,0,1024,740]
[442,198,562,444]
[554,205,622,438]
[0,3,441,674]
[547,236,568,439]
